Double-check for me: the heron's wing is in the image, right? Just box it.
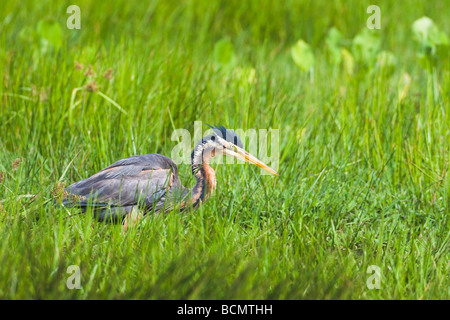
[64,154,180,211]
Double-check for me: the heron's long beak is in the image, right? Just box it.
[225,145,279,176]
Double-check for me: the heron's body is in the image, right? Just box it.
[63,126,277,226]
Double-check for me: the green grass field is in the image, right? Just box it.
[0,0,448,299]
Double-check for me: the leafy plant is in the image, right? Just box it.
[412,16,449,104]
[340,48,355,76]
[291,39,315,82]
[37,19,63,51]
[351,28,381,65]
[325,27,354,76]
[213,39,236,68]
[325,27,344,65]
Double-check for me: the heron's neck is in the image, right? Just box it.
[190,144,217,208]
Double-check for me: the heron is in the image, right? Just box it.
[63,125,278,229]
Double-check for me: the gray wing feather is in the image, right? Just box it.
[64,154,179,213]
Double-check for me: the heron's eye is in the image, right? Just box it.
[211,136,216,141]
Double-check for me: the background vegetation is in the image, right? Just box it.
[0,0,448,299]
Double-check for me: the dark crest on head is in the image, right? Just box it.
[207,125,243,148]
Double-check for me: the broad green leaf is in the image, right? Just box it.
[412,17,435,44]
[325,27,343,65]
[213,39,236,66]
[340,48,354,75]
[412,16,449,47]
[291,39,315,71]
[351,28,381,63]
[37,19,63,49]
[412,16,449,70]
[412,16,449,60]
[326,27,343,48]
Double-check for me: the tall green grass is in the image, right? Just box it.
[0,0,448,299]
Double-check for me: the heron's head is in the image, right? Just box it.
[192,125,278,176]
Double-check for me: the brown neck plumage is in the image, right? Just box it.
[190,145,217,208]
